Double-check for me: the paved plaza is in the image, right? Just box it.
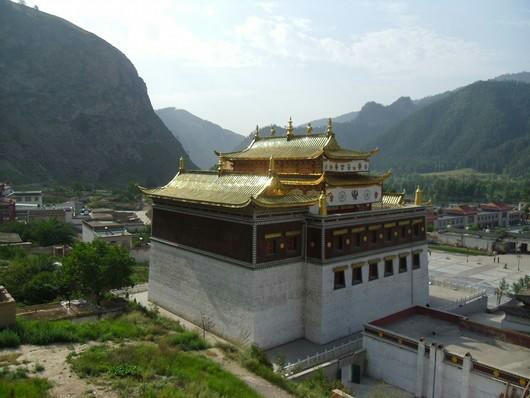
[428,249,530,304]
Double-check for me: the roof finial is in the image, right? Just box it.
[179,156,185,174]
[217,153,223,177]
[326,117,334,138]
[255,125,260,139]
[268,156,275,177]
[270,125,276,136]
[415,185,423,205]
[306,122,313,136]
[286,116,294,140]
[319,189,327,216]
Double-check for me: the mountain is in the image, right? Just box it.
[372,80,530,176]
[493,71,530,84]
[156,108,243,169]
[0,1,194,186]
[332,96,417,150]
[307,111,359,129]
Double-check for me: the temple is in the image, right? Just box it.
[142,118,429,348]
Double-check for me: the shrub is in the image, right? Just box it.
[0,329,21,348]
[165,331,208,351]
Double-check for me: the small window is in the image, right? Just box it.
[401,225,407,238]
[386,228,392,241]
[334,270,346,290]
[413,223,420,236]
[369,263,378,281]
[384,259,393,277]
[336,235,345,251]
[352,266,362,285]
[286,236,298,252]
[266,239,279,255]
[354,233,361,247]
[371,231,378,244]
[413,253,420,269]
[399,256,407,273]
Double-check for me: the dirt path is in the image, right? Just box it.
[6,343,117,398]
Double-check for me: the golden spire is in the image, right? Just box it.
[217,153,223,177]
[270,125,276,136]
[286,117,294,140]
[179,156,185,174]
[268,156,275,177]
[255,125,260,139]
[307,122,313,136]
[415,185,423,205]
[319,189,327,216]
[326,118,334,138]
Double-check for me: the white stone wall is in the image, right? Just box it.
[306,244,429,344]
[148,240,305,348]
[81,223,96,243]
[364,334,524,398]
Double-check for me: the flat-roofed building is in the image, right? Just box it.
[82,220,132,249]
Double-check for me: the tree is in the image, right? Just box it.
[61,240,134,305]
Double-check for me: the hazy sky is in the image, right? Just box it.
[25,0,530,134]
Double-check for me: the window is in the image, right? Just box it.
[369,262,378,281]
[384,259,393,277]
[265,239,279,255]
[401,225,407,238]
[386,228,392,241]
[371,231,378,244]
[354,233,361,247]
[413,223,420,236]
[399,256,407,273]
[352,266,362,285]
[334,269,346,290]
[412,253,420,269]
[286,236,298,252]
[336,235,345,251]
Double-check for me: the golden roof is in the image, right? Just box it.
[381,192,405,207]
[140,171,318,209]
[280,171,391,188]
[219,134,377,161]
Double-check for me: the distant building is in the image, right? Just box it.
[437,203,523,230]
[0,183,15,223]
[0,232,30,248]
[7,190,43,207]
[81,220,132,249]
[0,286,16,328]
[142,119,429,349]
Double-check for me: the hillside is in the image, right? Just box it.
[372,80,530,176]
[0,1,194,186]
[156,108,243,169]
[332,96,417,150]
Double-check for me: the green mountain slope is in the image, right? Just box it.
[0,1,195,186]
[372,80,530,176]
[156,108,243,169]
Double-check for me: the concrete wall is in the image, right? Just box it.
[148,239,304,348]
[0,287,16,328]
[447,295,488,316]
[364,334,525,398]
[306,244,429,344]
[435,233,495,252]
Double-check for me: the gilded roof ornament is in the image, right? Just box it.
[178,156,185,174]
[255,125,260,139]
[270,125,276,136]
[307,122,313,136]
[326,117,334,138]
[268,156,275,177]
[319,189,327,216]
[286,117,294,140]
[217,153,223,177]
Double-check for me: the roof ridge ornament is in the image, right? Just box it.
[270,125,276,136]
[179,156,185,174]
[217,153,223,177]
[286,117,294,140]
[255,125,260,140]
[326,118,334,138]
[268,156,275,177]
[319,189,327,216]
[307,122,313,136]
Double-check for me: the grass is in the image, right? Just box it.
[68,343,261,398]
[0,308,186,349]
[217,343,343,398]
[429,243,489,256]
[131,263,149,284]
[0,367,51,398]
